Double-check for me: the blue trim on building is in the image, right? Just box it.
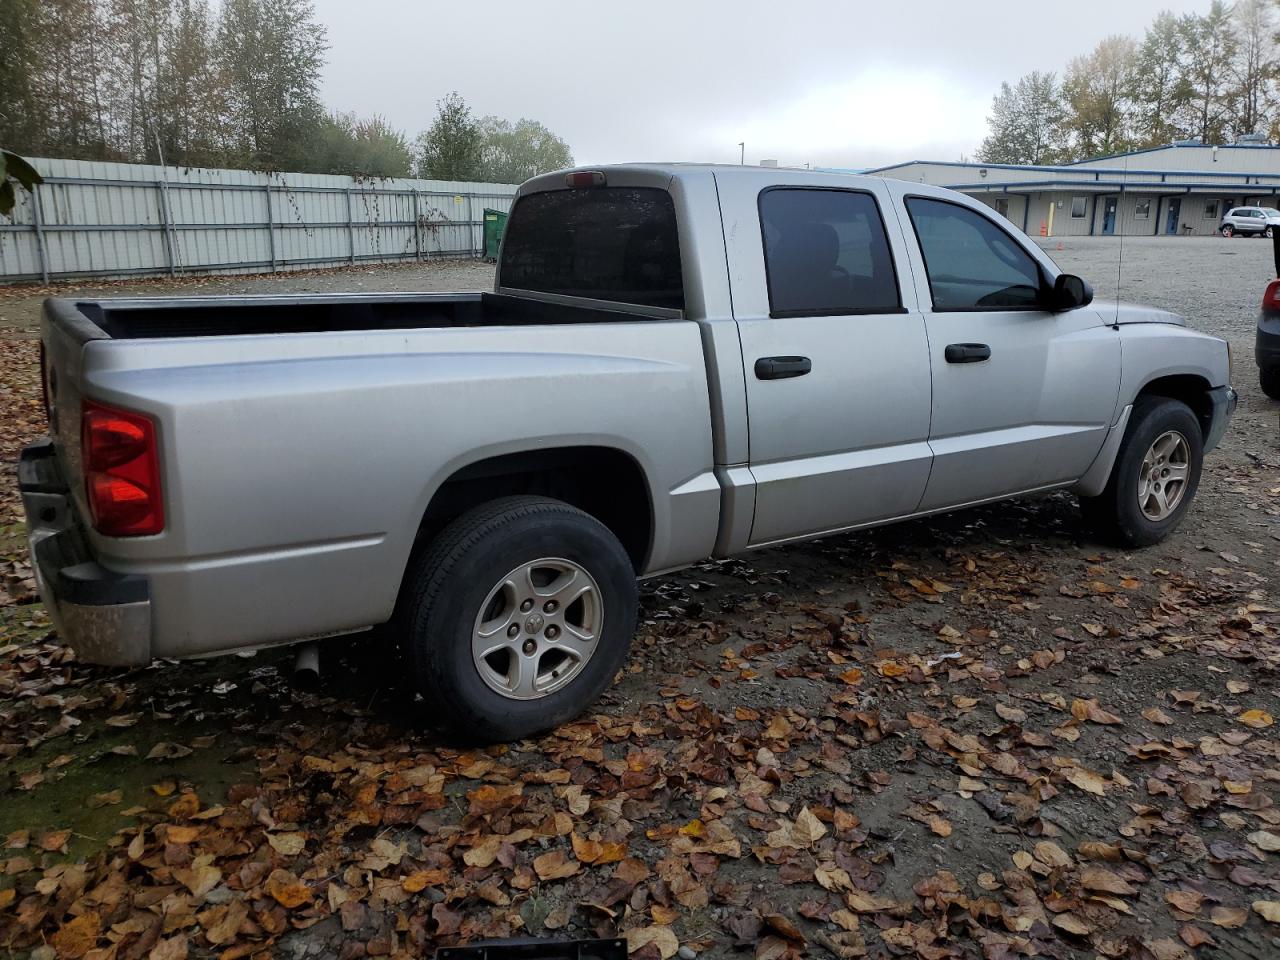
[947,178,1280,193]
[857,151,1280,182]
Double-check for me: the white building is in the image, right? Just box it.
[857,141,1280,238]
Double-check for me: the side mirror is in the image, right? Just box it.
[1050,273,1093,311]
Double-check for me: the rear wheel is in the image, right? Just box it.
[1267,227,1276,239]
[400,496,637,743]
[1262,365,1280,400]
[1080,397,1203,547]
[1221,224,1234,237]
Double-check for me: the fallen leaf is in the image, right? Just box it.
[1238,709,1274,729]
[766,806,827,849]
[1209,906,1248,928]
[1063,767,1109,796]
[148,934,188,960]
[1166,890,1203,915]
[266,869,312,908]
[51,912,100,958]
[1051,913,1093,936]
[533,849,580,881]
[1253,901,1280,924]
[626,925,678,958]
[571,834,627,865]
[39,829,71,852]
[1081,867,1137,896]
[266,832,307,857]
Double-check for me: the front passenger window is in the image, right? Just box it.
[905,197,1044,310]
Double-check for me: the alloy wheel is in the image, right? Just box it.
[471,557,603,700]
[1137,430,1190,521]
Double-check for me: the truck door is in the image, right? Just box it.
[895,191,1121,511]
[716,174,934,546]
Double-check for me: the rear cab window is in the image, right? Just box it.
[758,187,903,317]
[498,187,683,311]
[904,197,1044,310]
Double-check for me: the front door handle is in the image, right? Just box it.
[755,356,812,380]
[944,343,992,364]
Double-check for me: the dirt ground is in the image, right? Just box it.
[0,239,1277,960]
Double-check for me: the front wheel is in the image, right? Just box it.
[400,496,638,743]
[1080,397,1204,547]
[1262,365,1280,400]
[1221,224,1234,237]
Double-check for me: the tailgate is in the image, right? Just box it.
[40,298,110,495]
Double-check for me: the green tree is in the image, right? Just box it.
[314,113,412,178]
[0,0,44,154]
[1062,35,1136,158]
[1127,11,1192,148]
[476,117,573,183]
[153,0,228,167]
[1178,1,1239,144]
[217,0,328,170]
[976,72,1068,165]
[414,92,482,181]
[1227,0,1276,138]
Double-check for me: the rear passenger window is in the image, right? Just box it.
[905,197,1043,310]
[759,188,902,317]
[499,187,683,311]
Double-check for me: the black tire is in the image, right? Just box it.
[1079,397,1204,547]
[1262,365,1280,400]
[1221,225,1234,237]
[1267,227,1276,239]
[400,496,637,743]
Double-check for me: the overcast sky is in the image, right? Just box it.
[313,0,1211,170]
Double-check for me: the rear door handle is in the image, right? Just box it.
[944,343,991,364]
[755,356,812,380]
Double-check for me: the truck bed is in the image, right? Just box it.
[71,291,655,340]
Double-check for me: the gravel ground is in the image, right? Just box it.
[0,243,1277,960]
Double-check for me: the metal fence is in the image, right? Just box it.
[0,157,520,284]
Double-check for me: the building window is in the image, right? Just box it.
[1135,199,1151,220]
[1070,196,1087,219]
[1203,200,1219,219]
[994,198,1010,218]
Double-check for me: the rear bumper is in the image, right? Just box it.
[19,439,152,666]
[1204,385,1237,453]
[1258,312,1280,369]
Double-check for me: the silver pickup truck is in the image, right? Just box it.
[21,164,1236,741]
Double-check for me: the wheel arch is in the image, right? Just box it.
[1075,370,1216,497]
[1133,372,1215,440]
[399,444,655,601]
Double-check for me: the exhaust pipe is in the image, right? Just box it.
[292,642,320,689]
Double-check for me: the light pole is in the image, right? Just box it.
[738,142,745,165]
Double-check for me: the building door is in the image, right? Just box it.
[1165,198,1181,235]
[1102,197,1118,235]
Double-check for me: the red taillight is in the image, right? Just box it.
[82,399,164,536]
[565,171,606,188]
[1264,279,1280,309]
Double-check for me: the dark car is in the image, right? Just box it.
[1260,280,1280,398]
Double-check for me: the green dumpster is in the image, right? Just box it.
[482,208,508,261]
